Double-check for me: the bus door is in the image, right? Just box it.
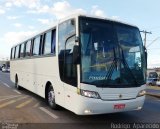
[63,35,78,110]
[58,19,78,110]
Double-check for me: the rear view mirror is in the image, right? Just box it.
[73,45,80,64]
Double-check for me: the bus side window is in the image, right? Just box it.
[39,35,43,55]
[19,44,21,58]
[25,40,32,57]
[51,30,56,54]
[14,47,16,59]
[15,45,20,59]
[20,43,25,58]
[13,47,16,59]
[43,31,52,55]
[11,48,14,60]
[33,36,40,56]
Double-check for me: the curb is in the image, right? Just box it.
[146,93,160,98]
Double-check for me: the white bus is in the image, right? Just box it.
[10,14,147,115]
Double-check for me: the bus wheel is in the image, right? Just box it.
[47,85,58,109]
[15,76,21,90]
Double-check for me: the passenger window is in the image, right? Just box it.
[11,48,15,59]
[44,31,52,54]
[33,36,40,56]
[20,43,25,58]
[14,47,16,59]
[51,30,56,54]
[15,46,20,58]
[10,49,12,59]
[25,40,31,57]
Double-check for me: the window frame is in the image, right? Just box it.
[20,43,25,58]
[43,31,52,55]
[42,29,56,55]
[25,40,32,57]
[32,36,41,56]
[10,48,13,60]
[15,45,20,59]
[51,29,56,54]
[10,27,57,60]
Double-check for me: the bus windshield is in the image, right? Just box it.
[79,17,146,87]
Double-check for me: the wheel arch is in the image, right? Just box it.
[15,73,18,83]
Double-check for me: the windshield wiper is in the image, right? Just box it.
[105,47,118,81]
[101,47,138,87]
[120,47,138,85]
[100,47,119,87]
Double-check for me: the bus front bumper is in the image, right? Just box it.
[74,95,145,115]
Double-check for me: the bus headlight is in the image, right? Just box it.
[137,90,146,97]
[80,90,100,99]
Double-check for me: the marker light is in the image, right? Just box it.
[84,109,92,114]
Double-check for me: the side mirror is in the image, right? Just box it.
[73,45,80,64]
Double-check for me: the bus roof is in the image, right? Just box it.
[59,13,138,28]
[11,13,138,48]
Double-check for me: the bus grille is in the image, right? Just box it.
[100,92,137,100]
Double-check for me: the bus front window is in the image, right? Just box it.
[79,17,146,87]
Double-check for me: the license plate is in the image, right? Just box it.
[114,104,125,109]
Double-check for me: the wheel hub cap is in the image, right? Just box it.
[48,90,55,105]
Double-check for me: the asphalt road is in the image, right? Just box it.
[0,71,160,129]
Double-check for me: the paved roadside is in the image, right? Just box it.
[146,86,160,98]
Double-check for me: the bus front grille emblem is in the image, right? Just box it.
[119,94,122,98]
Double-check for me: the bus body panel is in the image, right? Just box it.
[63,83,78,111]
[10,56,65,107]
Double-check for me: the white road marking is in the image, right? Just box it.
[39,107,59,119]
[33,103,39,108]
[0,95,21,99]
[0,80,11,88]
[0,100,16,108]
[0,96,28,108]
[13,90,21,94]
[0,95,21,102]
[3,83,11,88]
[16,98,32,108]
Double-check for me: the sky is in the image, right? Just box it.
[0,0,160,68]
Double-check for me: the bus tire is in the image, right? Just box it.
[47,85,58,110]
[15,76,21,90]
